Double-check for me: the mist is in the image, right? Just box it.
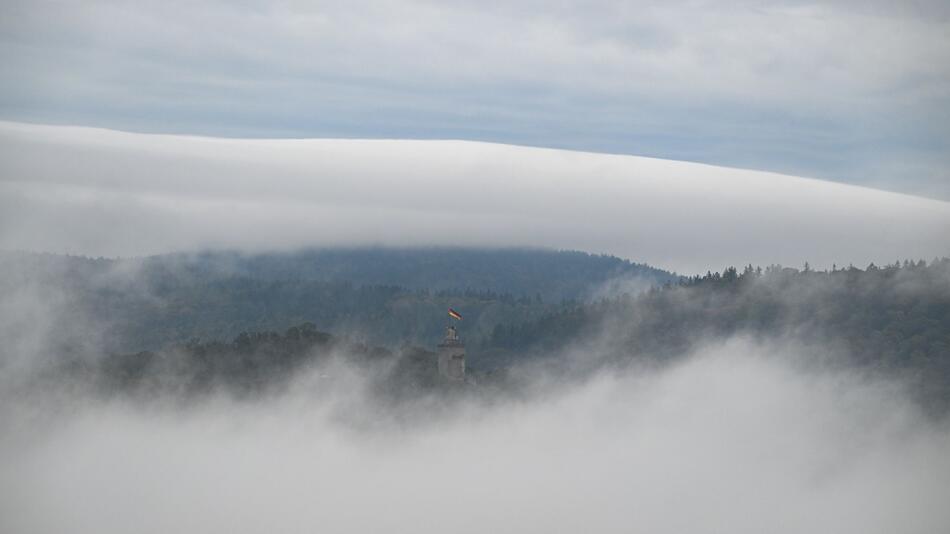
[2,338,948,534]
[2,249,950,532]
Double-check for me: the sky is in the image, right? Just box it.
[2,121,948,274]
[1,0,949,199]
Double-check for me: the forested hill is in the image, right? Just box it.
[13,252,950,412]
[485,259,950,410]
[142,247,676,301]
[0,247,675,354]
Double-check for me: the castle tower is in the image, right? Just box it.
[437,325,465,381]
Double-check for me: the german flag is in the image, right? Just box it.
[448,308,463,321]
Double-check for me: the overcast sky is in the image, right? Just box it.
[1,0,949,199]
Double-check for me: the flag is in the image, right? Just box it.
[448,308,463,320]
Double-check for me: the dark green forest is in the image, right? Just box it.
[4,248,949,410]
[487,259,950,410]
[0,247,673,354]
[92,323,446,400]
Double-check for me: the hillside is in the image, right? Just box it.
[0,247,673,355]
[64,258,950,414]
[138,247,673,300]
[486,259,950,411]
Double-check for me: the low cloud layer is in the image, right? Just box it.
[1,122,948,274]
[2,340,949,534]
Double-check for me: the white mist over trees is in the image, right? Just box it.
[1,248,950,533]
[2,341,949,534]
[1,121,948,274]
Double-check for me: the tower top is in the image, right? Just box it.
[438,325,463,347]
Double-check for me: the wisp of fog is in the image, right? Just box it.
[2,337,949,534]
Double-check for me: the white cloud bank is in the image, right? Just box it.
[2,340,949,534]
[1,121,948,273]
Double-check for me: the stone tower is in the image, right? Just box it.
[437,325,465,381]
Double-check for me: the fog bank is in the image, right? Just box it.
[2,340,948,534]
[2,121,948,274]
